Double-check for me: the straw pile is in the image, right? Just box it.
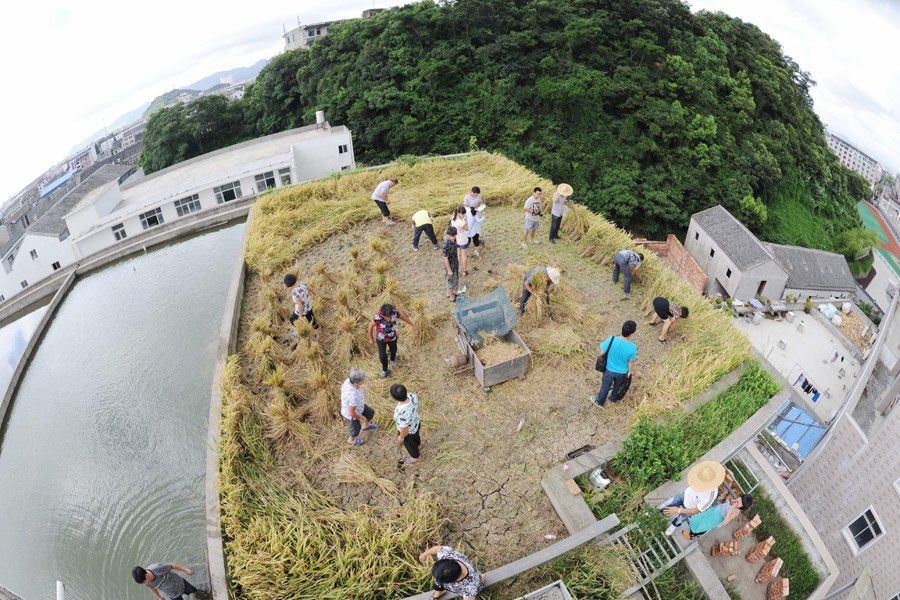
[477,338,526,365]
[836,310,871,352]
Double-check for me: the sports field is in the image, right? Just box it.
[857,201,900,275]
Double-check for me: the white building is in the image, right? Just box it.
[686,205,857,302]
[0,120,355,305]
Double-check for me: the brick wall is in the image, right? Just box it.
[635,234,708,294]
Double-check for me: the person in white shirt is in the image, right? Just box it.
[660,461,725,536]
[466,205,486,257]
[450,206,471,276]
[521,187,543,248]
[371,178,398,225]
[548,183,573,243]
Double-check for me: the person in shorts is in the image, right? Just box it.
[412,209,439,250]
[132,562,198,599]
[371,177,398,225]
[340,367,376,445]
[392,383,423,465]
[521,187,543,248]
[451,206,471,275]
[442,227,461,302]
[650,296,689,342]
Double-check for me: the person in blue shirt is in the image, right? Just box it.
[591,320,637,408]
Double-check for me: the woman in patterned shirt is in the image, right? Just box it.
[419,545,487,599]
[392,383,422,465]
[650,296,689,343]
[367,303,416,378]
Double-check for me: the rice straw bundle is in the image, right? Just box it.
[334,453,399,497]
[561,203,594,241]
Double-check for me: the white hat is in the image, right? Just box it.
[557,183,574,196]
[687,461,726,492]
[546,267,561,285]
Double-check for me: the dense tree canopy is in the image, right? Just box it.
[140,0,868,249]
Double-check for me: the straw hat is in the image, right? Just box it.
[557,183,574,196]
[687,461,726,492]
[546,267,561,285]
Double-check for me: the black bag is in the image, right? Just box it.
[612,374,632,402]
[595,336,615,372]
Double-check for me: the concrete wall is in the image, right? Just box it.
[291,128,355,180]
[788,409,900,597]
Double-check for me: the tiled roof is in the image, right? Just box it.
[27,166,131,237]
[763,243,857,293]
[692,205,774,271]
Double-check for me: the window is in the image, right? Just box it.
[30,249,38,260]
[0,295,5,302]
[6,256,13,268]
[341,165,351,171]
[726,268,732,278]
[139,208,164,230]
[214,181,242,204]
[20,280,28,289]
[894,476,900,500]
[51,261,61,271]
[279,167,292,186]
[694,232,699,241]
[113,223,127,241]
[254,172,277,191]
[338,144,349,154]
[709,248,715,258]
[844,508,883,554]
[174,194,202,217]
[888,592,899,600]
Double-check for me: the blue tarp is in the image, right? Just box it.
[768,401,825,458]
[39,170,76,198]
[455,285,518,348]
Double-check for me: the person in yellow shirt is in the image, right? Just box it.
[412,209,439,250]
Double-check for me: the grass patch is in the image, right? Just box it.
[848,250,874,278]
[745,490,821,598]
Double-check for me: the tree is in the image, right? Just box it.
[836,227,880,260]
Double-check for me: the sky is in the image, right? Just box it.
[1,0,898,205]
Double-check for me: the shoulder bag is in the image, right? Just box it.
[595,336,615,372]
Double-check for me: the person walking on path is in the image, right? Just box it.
[419,545,487,600]
[368,303,416,377]
[371,177,398,225]
[392,383,423,465]
[521,187,543,248]
[612,249,644,295]
[684,494,753,540]
[451,206,471,275]
[283,273,319,339]
[549,183,573,244]
[463,186,483,215]
[591,320,637,408]
[466,204,486,256]
[650,296,689,343]
[442,227,462,302]
[132,563,199,599]
[341,368,377,445]
[660,460,725,536]
[412,209,439,250]
[519,266,560,316]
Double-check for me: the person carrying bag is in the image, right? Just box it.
[591,320,637,408]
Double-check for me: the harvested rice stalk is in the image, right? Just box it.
[376,276,410,307]
[312,262,340,288]
[250,316,275,335]
[309,388,336,423]
[264,362,288,388]
[560,203,594,241]
[264,389,309,440]
[366,235,393,258]
[476,338,525,365]
[531,325,589,369]
[334,453,398,497]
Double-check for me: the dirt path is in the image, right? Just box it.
[271,206,678,567]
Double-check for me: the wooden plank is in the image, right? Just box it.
[564,479,582,496]
[401,514,620,600]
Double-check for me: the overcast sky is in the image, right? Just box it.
[1,0,897,204]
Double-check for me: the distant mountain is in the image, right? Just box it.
[144,89,201,117]
[183,59,268,91]
[69,101,151,154]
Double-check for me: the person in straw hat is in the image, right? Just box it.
[659,460,725,536]
[519,265,561,316]
[549,183,574,244]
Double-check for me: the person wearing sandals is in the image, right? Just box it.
[442,227,462,302]
[591,320,637,408]
[419,545,487,599]
[661,460,724,536]
[650,296,689,342]
[392,384,422,465]
[341,368,377,446]
[368,303,416,378]
[451,206,471,276]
